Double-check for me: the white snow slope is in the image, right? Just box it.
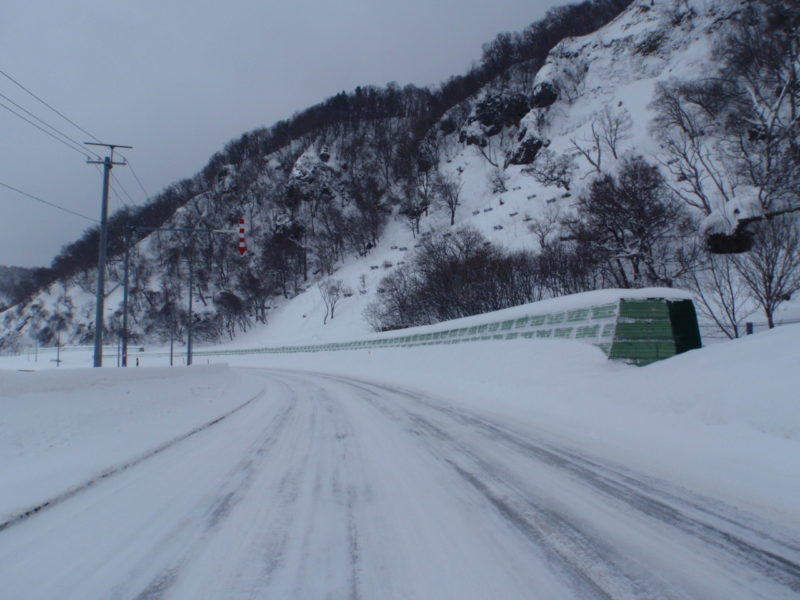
[1,313,798,598]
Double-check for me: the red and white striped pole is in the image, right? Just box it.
[238,218,247,256]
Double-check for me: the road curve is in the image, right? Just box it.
[0,368,797,599]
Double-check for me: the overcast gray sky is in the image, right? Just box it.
[1,0,563,268]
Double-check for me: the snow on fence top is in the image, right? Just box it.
[135,288,701,366]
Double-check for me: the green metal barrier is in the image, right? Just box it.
[132,296,701,366]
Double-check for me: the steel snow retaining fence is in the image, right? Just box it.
[136,295,701,366]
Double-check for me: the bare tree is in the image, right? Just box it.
[570,120,604,175]
[650,1,800,234]
[488,167,508,194]
[598,105,632,160]
[732,215,800,328]
[716,1,800,218]
[534,238,602,297]
[556,58,589,103]
[214,290,251,339]
[365,228,542,330]
[565,156,695,288]
[523,149,576,191]
[569,106,632,177]
[682,251,755,339]
[399,196,426,237]
[527,205,561,249]
[435,173,464,226]
[651,80,737,216]
[318,278,343,325]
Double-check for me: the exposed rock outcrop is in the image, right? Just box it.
[529,82,558,108]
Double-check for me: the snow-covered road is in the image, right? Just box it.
[1,368,798,599]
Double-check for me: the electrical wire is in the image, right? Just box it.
[0,68,101,143]
[120,156,151,200]
[0,95,137,211]
[0,69,149,210]
[109,178,134,211]
[89,163,132,212]
[0,180,98,223]
[0,91,102,159]
[111,173,137,207]
[0,99,92,158]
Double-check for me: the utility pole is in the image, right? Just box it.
[121,225,131,367]
[187,259,194,366]
[87,142,131,368]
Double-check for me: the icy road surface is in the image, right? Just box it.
[1,369,798,600]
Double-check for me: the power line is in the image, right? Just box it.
[0,69,131,207]
[91,161,136,212]
[120,156,151,200]
[0,68,101,143]
[110,174,136,210]
[0,180,98,223]
[0,69,153,208]
[0,91,101,159]
[97,165,128,210]
[0,99,91,158]
[111,173,136,205]
[109,185,130,210]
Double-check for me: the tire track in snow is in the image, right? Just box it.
[162,373,367,599]
[345,380,670,600]
[315,372,800,598]
[274,380,365,600]
[424,397,800,593]
[124,387,299,600]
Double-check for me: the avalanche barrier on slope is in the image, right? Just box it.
[173,289,702,366]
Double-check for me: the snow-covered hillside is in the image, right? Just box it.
[3,0,796,351]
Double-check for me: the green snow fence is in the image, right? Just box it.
[127,296,702,366]
[608,299,702,365]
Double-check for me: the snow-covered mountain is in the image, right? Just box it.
[3,0,793,351]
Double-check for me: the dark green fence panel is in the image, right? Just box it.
[610,299,702,365]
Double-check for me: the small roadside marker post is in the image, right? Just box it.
[238,219,247,255]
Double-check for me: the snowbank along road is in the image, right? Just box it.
[1,368,798,599]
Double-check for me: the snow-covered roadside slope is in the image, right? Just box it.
[228,322,800,525]
[0,365,263,519]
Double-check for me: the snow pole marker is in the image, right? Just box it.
[238,218,246,256]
